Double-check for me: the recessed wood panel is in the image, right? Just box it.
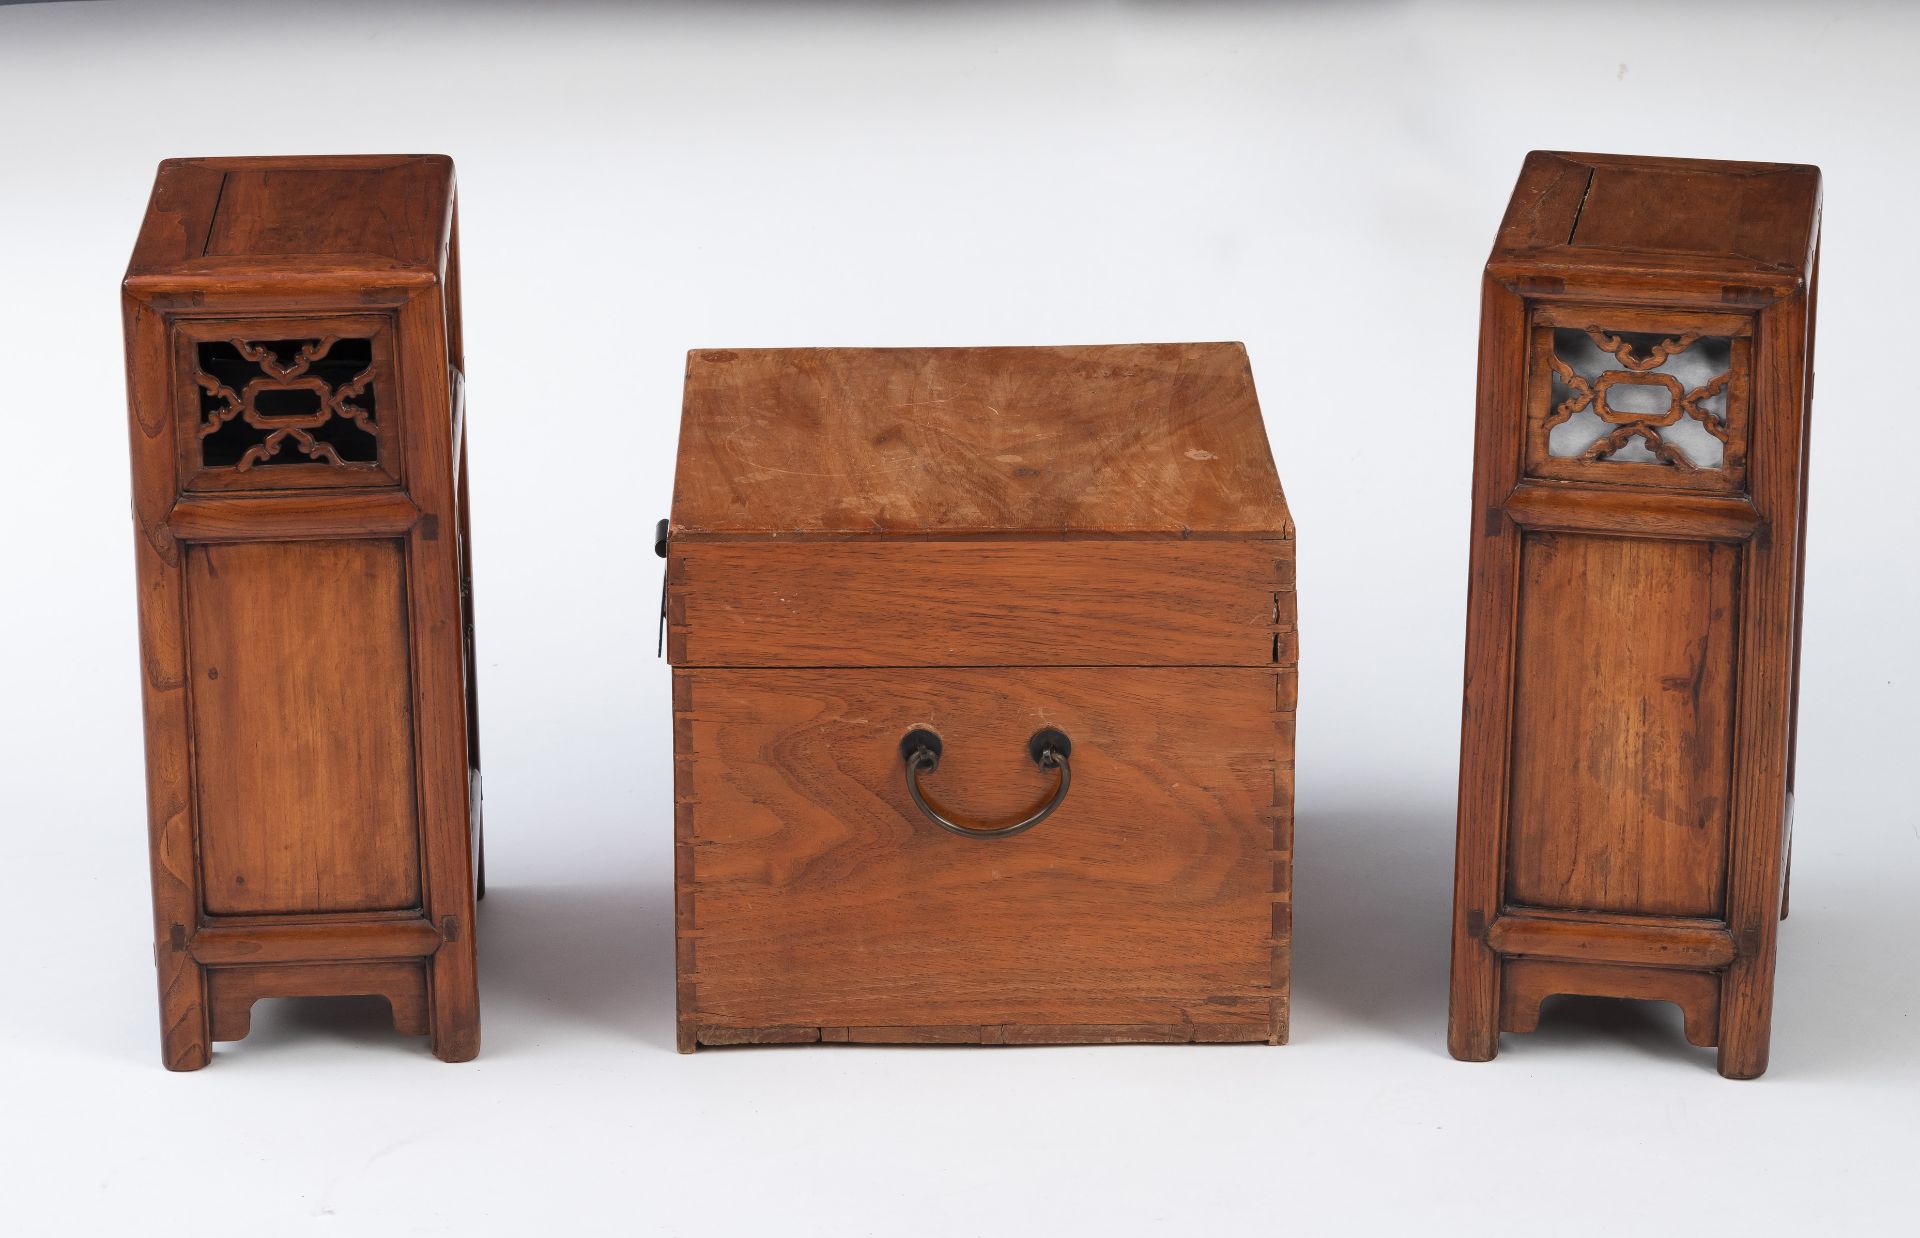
[1488,151,1820,277]
[679,667,1284,1033]
[187,540,420,915]
[1506,532,1738,917]
[200,160,448,264]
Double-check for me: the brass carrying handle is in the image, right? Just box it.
[898,727,1072,838]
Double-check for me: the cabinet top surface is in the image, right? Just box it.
[126,155,454,283]
[1492,150,1821,282]
[671,343,1291,540]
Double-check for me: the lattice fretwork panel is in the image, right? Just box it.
[196,337,379,469]
[1527,316,1750,493]
[174,318,401,492]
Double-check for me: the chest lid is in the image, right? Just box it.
[671,343,1289,542]
[667,344,1293,668]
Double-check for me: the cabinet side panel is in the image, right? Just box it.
[1506,531,1737,917]
[186,539,421,915]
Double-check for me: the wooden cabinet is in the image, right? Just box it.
[666,344,1296,1050]
[123,155,483,1069]
[1449,152,1820,1078]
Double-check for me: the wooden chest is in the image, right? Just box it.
[123,155,484,1069]
[1449,152,1820,1078]
[666,344,1295,1050]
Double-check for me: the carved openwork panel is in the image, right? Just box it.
[1525,307,1751,493]
[173,316,401,491]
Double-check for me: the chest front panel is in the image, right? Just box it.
[678,666,1287,1036]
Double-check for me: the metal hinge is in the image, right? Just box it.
[655,518,670,658]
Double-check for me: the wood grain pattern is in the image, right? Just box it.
[695,1023,1273,1047]
[1490,151,1819,283]
[677,666,1289,1045]
[124,290,210,1071]
[671,343,1291,540]
[1715,283,1816,1079]
[1502,484,1759,543]
[1485,912,1735,969]
[1568,162,1812,268]
[1450,152,1818,1078]
[167,492,422,542]
[207,962,429,1042]
[187,540,421,915]
[669,539,1293,667]
[670,341,1293,1051]
[1499,959,1721,1048]
[191,919,444,966]
[1505,532,1738,918]
[1780,242,1819,926]
[1447,273,1530,1065]
[203,164,447,263]
[124,156,481,1067]
[393,260,483,1065]
[127,154,451,287]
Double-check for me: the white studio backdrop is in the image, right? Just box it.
[1,1,1914,1234]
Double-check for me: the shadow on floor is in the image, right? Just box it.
[1292,798,1713,1071]
[221,809,1894,1078]
[218,878,677,1062]
[476,879,678,1053]
[1509,994,1711,1068]
[226,994,436,1061]
[1291,799,1456,1052]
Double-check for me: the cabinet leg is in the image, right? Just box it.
[158,954,211,1072]
[1448,1010,1499,1061]
[1716,1031,1771,1080]
[1447,945,1500,1062]
[1716,961,1775,1080]
[429,941,481,1063]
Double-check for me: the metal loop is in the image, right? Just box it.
[898,727,1072,839]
